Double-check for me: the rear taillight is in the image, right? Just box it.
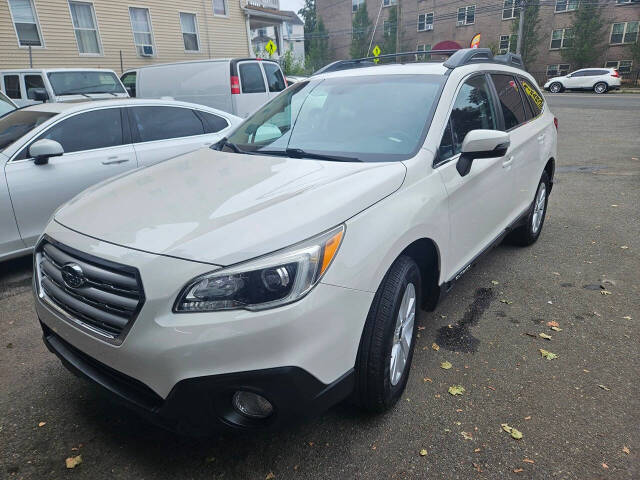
[230,75,240,95]
[553,117,558,130]
[611,70,620,78]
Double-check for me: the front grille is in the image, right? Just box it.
[36,237,144,342]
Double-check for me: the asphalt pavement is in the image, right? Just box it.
[1,93,639,479]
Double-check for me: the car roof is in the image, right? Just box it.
[0,68,118,74]
[124,57,279,73]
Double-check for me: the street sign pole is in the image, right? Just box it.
[516,0,525,55]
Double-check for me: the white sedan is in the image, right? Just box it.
[0,99,240,261]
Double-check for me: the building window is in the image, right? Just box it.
[417,12,434,31]
[555,0,579,13]
[285,22,293,36]
[382,0,397,6]
[610,22,639,44]
[547,64,571,76]
[213,0,227,16]
[499,34,517,54]
[615,0,635,4]
[69,1,101,55]
[416,43,431,60]
[7,0,43,47]
[352,0,364,12]
[550,28,573,49]
[457,5,475,26]
[180,12,199,52]
[383,20,392,36]
[502,0,521,20]
[605,60,633,74]
[129,7,155,56]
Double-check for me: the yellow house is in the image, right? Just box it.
[0,0,253,73]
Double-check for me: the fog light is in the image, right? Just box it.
[232,391,274,419]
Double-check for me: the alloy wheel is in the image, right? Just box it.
[389,283,416,386]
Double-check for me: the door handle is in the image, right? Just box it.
[502,156,514,168]
[102,158,129,165]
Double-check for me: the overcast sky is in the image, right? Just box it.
[280,0,305,17]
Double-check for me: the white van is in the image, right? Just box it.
[0,69,128,107]
[121,58,287,118]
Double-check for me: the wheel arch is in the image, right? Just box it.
[398,238,441,311]
[544,157,555,193]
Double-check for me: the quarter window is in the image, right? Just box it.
[37,109,123,154]
[213,0,227,15]
[24,74,45,100]
[610,22,639,45]
[4,75,22,99]
[129,7,155,56]
[69,1,101,55]
[502,0,521,20]
[199,112,229,133]
[439,75,496,159]
[180,12,199,52]
[263,63,286,92]
[518,77,544,117]
[554,0,578,13]
[130,106,205,142]
[417,12,433,31]
[490,74,527,130]
[8,0,43,47]
[239,63,266,93]
[550,28,573,49]
[457,5,475,26]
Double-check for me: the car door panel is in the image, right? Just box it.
[0,155,26,258]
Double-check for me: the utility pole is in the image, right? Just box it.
[516,0,525,55]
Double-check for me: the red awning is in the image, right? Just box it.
[432,41,462,51]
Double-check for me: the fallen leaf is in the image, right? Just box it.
[423,377,432,383]
[598,384,611,391]
[419,449,428,456]
[551,326,562,332]
[524,416,532,420]
[474,448,481,453]
[600,290,612,295]
[461,432,473,440]
[473,463,483,472]
[265,472,275,480]
[6,343,12,349]
[371,445,377,450]
[620,245,629,249]
[418,326,425,331]
[491,280,499,285]
[513,468,524,473]
[602,463,609,469]
[547,321,559,328]
[448,385,465,396]
[611,204,618,207]
[38,422,46,427]
[523,458,535,464]
[65,456,82,469]
[552,272,560,276]
[539,333,552,340]
[499,299,513,305]
[623,446,630,455]
[622,316,632,320]
[432,343,440,351]
[539,349,558,360]
[441,361,452,370]
[487,385,496,391]
[501,423,523,440]
[593,311,602,317]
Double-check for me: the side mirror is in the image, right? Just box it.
[29,88,50,102]
[456,130,510,177]
[30,139,64,165]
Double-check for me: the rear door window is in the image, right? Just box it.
[517,77,544,118]
[25,75,46,100]
[198,111,229,133]
[239,62,266,93]
[263,62,286,92]
[4,75,22,99]
[490,74,527,130]
[130,106,205,142]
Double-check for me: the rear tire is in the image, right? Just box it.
[508,171,550,247]
[549,82,563,93]
[354,256,421,413]
[594,82,608,94]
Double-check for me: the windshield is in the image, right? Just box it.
[47,71,126,96]
[0,110,57,151]
[225,74,445,162]
[0,93,15,118]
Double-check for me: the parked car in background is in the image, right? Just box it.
[544,68,621,94]
[0,99,240,261]
[121,58,287,118]
[0,91,17,117]
[0,69,128,107]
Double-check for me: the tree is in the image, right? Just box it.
[511,2,541,68]
[561,2,606,68]
[298,0,317,57]
[350,3,371,59]
[297,0,329,73]
[381,6,397,61]
[628,40,640,69]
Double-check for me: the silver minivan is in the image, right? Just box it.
[121,58,287,118]
[0,69,128,107]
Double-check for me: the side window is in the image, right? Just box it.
[25,75,45,100]
[239,62,266,94]
[439,75,496,158]
[4,75,22,99]
[130,106,205,142]
[36,109,123,154]
[198,111,229,133]
[121,72,136,97]
[517,77,544,118]
[490,74,527,130]
[263,63,286,92]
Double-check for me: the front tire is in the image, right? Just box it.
[594,82,608,94]
[354,256,421,412]
[508,171,550,246]
[549,82,563,93]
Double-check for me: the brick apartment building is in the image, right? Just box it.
[317,0,639,79]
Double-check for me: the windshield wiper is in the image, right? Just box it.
[258,147,362,163]
[211,137,254,155]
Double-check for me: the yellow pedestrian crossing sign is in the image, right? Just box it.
[372,45,381,63]
[265,40,277,55]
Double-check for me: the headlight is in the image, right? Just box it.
[174,225,345,312]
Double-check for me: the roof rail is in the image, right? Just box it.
[494,52,524,69]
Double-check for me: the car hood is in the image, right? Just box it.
[55,149,407,265]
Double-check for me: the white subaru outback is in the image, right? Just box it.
[34,49,557,434]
